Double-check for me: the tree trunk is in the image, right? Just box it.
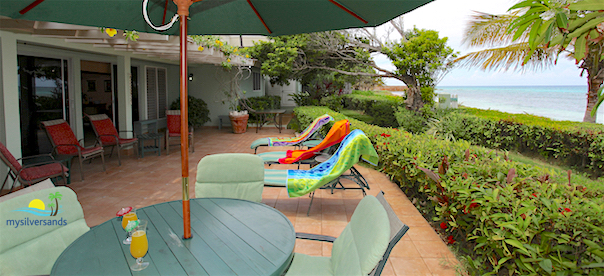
[404,86,424,112]
[53,198,59,216]
[583,67,604,123]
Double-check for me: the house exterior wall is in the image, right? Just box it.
[187,65,264,126]
[0,30,253,187]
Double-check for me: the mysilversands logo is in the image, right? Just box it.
[6,191,67,228]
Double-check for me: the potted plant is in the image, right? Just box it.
[229,109,249,134]
[170,96,211,128]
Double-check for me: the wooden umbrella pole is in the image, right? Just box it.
[175,0,192,240]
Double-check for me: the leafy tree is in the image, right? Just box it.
[246,25,457,112]
[456,0,604,123]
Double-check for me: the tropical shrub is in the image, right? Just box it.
[320,95,344,112]
[294,106,604,275]
[441,108,604,177]
[341,91,404,127]
[170,96,210,127]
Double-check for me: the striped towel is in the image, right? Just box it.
[278,119,350,164]
[267,114,332,146]
[286,130,378,197]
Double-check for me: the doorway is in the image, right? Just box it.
[18,55,69,157]
[81,60,113,145]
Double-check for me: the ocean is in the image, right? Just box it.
[396,86,603,124]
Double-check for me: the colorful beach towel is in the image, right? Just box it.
[286,129,378,197]
[278,119,350,164]
[267,114,332,147]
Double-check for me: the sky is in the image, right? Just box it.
[375,0,587,87]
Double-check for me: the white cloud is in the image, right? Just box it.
[379,0,586,87]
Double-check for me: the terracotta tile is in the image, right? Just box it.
[406,226,442,241]
[294,239,323,256]
[423,257,461,276]
[389,257,433,276]
[50,127,462,276]
[413,241,455,259]
[389,240,421,258]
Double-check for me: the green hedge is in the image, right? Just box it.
[294,106,604,276]
[341,91,405,128]
[441,108,604,177]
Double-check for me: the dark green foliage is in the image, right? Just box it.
[242,95,281,124]
[295,105,604,276]
[394,106,428,134]
[170,96,210,127]
[341,91,404,128]
[319,95,343,112]
[441,108,604,177]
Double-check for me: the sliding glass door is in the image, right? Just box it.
[18,55,69,157]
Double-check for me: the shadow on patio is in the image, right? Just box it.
[29,126,462,275]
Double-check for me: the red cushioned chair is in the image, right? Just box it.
[41,119,105,180]
[86,114,138,166]
[0,141,68,193]
[165,110,194,155]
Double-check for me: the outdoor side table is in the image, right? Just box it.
[51,198,295,276]
[253,109,286,133]
[138,133,162,157]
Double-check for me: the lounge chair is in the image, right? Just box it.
[250,114,332,154]
[286,191,409,276]
[264,129,378,214]
[166,110,194,155]
[86,114,138,166]
[257,119,350,168]
[195,153,264,203]
[0,187,90,275]
[0,142,68,193]
[41,119,105,181]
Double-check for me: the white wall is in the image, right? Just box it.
[187,65,264,126]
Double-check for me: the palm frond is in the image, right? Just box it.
[462,11,524,48]
[454,42,558,72]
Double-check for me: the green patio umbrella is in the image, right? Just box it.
[0,0,433,239]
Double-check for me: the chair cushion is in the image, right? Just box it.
[118,138,138,146]
[92,118,120,144]
[195,153,264,202]
[0,187,89,275]
[44,121,81,155]
[167,113,181,134]
[250,138,269,150]
[20,163,68,181]
[285,253,333,276]
[257,151,287,163]
[331,195,390,275]
[263,169,288,187]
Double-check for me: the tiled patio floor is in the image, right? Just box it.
[21,126,461,275]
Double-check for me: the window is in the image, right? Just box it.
[252,71,261,91]
[145,66,167,119]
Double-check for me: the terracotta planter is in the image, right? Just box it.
[229,114,249,134]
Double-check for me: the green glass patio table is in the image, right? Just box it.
[51,198,295,275]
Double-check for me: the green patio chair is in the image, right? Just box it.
[286,191,409,276]
[195,153,264,203]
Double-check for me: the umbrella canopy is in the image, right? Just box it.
[0,0,433,239]
[0,0,432,36]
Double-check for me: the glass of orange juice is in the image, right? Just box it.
[121,208,137,244]
[130,220,149,271]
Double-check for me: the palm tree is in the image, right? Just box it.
[48,202,55,216]
[48,191,63,216]
[455,2,604,123]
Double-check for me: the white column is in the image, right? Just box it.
[117,55,133,136]
[0,32,21,157]
[71,57,84,140]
